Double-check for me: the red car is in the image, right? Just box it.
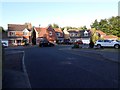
[74,40,83,45]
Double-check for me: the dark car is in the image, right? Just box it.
[39,41,55,47]
[62,39,73,45]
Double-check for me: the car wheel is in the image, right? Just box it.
[114,44,119,49]
[97,44,101,48]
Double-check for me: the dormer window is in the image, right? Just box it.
[84,30,88,36]
[49,31,52,36]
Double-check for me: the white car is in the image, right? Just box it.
[95,40,120,49]
[1,40,8,48]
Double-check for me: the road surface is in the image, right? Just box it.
[22,45,119,88]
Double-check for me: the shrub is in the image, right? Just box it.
[89,40,94,48]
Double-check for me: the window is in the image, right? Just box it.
[98,40,103,42]
[70,33,74,37]
[57,33,60,36]
[9,32,15,36]
[104,40,110,42]
[49,31,52,36]
[23,32,27,35]
[84,31,88,36]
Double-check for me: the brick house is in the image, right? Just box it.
[7,24,32,46]
[34,25,57,45]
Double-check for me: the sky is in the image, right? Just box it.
[0,0,119,29]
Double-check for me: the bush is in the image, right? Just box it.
[89,40,94,48]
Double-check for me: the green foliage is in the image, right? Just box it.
[90,16,120,37]
[0,26,5,32]
[80,26,87,30]
[50,23,59,28]
[90,28,100,43]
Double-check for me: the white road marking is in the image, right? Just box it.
[22,51,32,88]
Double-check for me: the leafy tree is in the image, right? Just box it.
[0,26,5,32]
[81,26,87,30]
[90,19,99,30]
[90,28,100,43]
[90,16,120,37]
[52,23,59,28]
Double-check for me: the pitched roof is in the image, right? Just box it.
[54,28,63,33]
[103,35,118,39]
[96,30,106,35]
[35,27,48,37]
[8,24,27,31]
[68,29,79,32]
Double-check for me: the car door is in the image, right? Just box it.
[103,40,109,47]
[103,40,113,47]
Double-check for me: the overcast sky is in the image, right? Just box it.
[0,0,119,29]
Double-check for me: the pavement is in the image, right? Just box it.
[5,45,38,50]
[2,50,31,88]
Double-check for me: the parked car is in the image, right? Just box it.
[94,40,120,49]
[39,40,55,47]
[62,39,73,45]
[1,40,8,48]
[74,40,83,45]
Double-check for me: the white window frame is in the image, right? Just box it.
[84,31,88,36]
[49,31,52,36]
[8,31,15,36]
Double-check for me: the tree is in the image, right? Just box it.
[31,27,36,45]
[81,26,87,30]
[52,23,59,28]
[90,16,120,37]
[90,28,100,43]
[90,19,99,30]
[0,26,5,32]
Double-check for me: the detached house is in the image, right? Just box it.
[79,30,91,44]
[54,28,64,43]
[67,29,91,44]
[8,24,32,46]
[34,25,57,44]
[96,30,118,40]
[68,29,80,43]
